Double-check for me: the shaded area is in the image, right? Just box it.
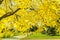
[0,0,3,4]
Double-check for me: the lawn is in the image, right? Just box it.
[25,32,60,39]
[1,32,60,40]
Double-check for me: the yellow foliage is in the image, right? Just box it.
[0,0,60,37]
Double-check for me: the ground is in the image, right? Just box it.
[1,33,60,40]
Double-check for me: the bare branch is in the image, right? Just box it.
[0,8,20,20]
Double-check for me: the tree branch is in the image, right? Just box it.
[0,8,20,20]
[0,0,3,4]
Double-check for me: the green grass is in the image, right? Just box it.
[26,33,60,39]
